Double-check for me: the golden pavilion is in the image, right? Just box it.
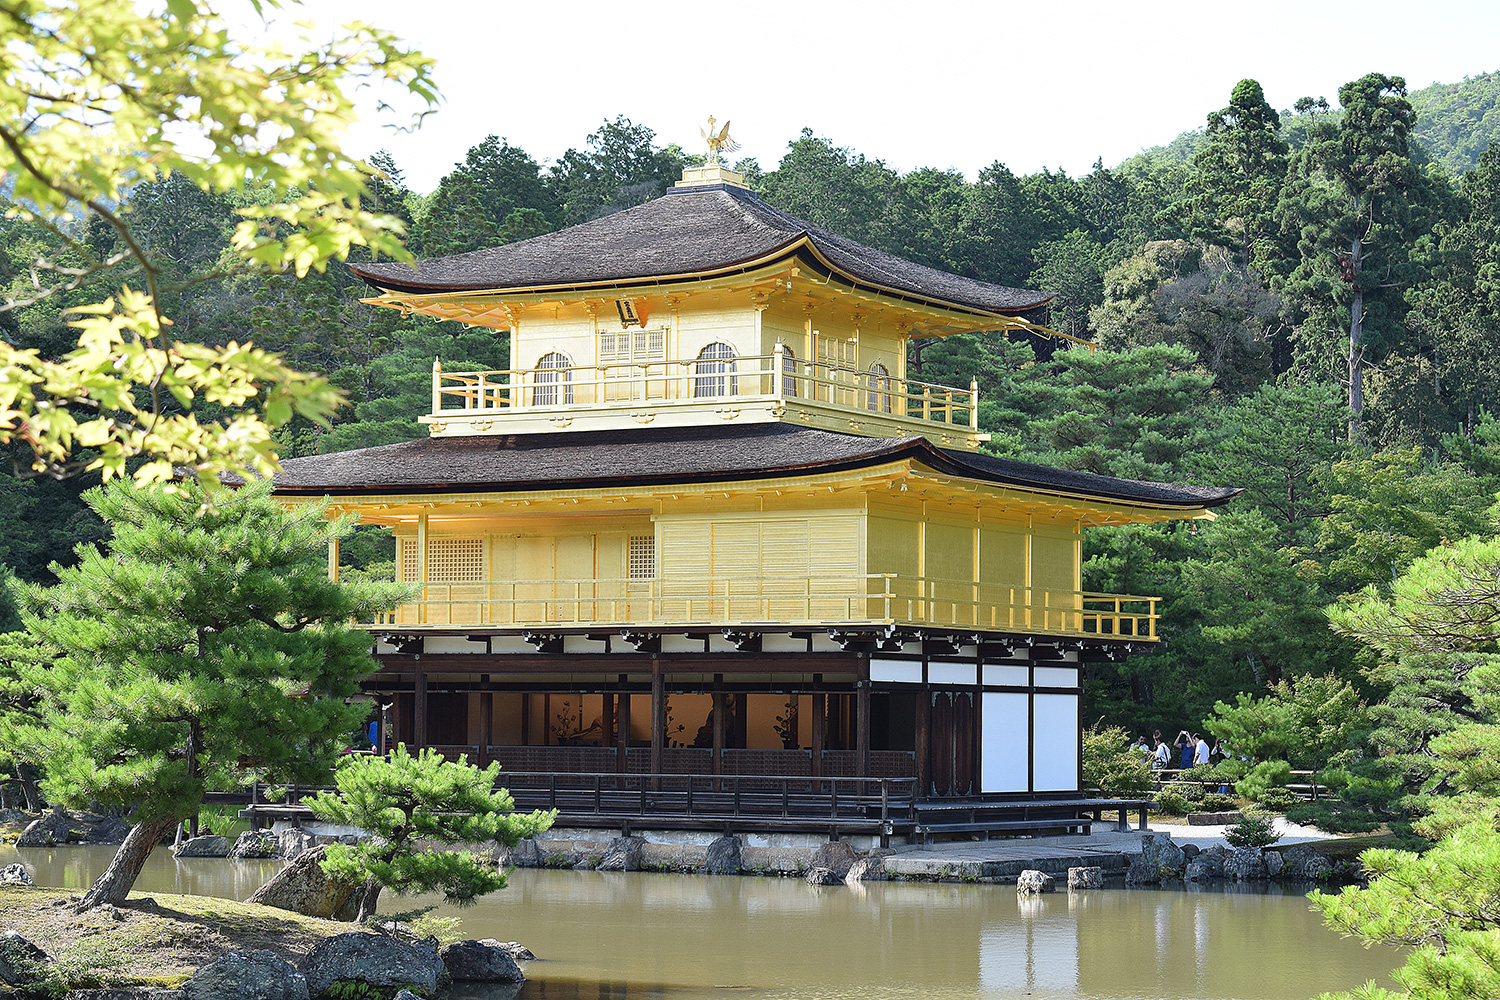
[273,157,1237,839]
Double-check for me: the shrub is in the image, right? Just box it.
[1225,810,1280,849]
[1081,722,1153,796]
[1234,759,1293,802]
[1198,793,1238,812]
[1155,783,1191,816]
[1254,787,1301,810]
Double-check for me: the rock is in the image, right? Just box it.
[480,939,534,962]
[845,856,887,883]
[0,864,33,886]
[1066,866,1102,890]
[804,866,843,886]
[276,830,317,861]
[79,815,131,845]
[298,933,443,999]
[1265,850,1285,878]
[596,836,644,872]
[16,810,81,847]
[173,835,231,859]
[1279,844,1334,881]
[230,831,280,860]
[1141,835,1186,878]
[502,838,544,869]
[63,991,186,999]
[1181,843,1201,859]
[811,840,857,880]
[184,949,308,1000]
[1124,855,1160,884]
[1197,845,1230,879]
[0,930,50,987]
[1187,811,1243,825]
[1224,846,1270,881]
[571,858,595,870]
[704,835,741,875]
[247,846,359,920]
[393,992,426,1000]
[1017,870,1055,894]
[1184,860,1209,881]
[440,939,526,983]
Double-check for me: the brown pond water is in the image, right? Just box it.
[3,845,1401,1000]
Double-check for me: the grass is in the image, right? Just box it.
[0,885,366,990]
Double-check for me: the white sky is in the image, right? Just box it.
[275,0,1500,194]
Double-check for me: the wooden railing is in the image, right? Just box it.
[429,346,978,430]
[371,573,1159,640]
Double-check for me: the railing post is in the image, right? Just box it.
[431,357,442,414]
[969,379,979,430]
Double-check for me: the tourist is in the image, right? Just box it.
[1176,730,1194,770]
[1152,737,1170,770]
[1194,732,1210,767]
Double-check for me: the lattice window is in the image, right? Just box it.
[599,328,667,366]
[627,535,656,580]
[781,345,799,397]
[692,342,737,398]
[866,363,892,413]
[533,351,573,406]
[400,537,483,582]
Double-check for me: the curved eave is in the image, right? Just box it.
[273,438,1239,515]
[350,235,1054,324]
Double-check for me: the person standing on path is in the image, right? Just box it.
[1176,731,1194,770]
[1194,733,1210,767]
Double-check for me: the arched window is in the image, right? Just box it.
[866,363,892,413]
[533,351,573,406]
[781,345,799,397]
[693,342,738,398]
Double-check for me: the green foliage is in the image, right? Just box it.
[0,478,410,903]
[1235,760,1294,803]
[306,745,554,920]
[1225,811,1281,849]
[1154,783,1192,816]
[1313,815,1500,1000]
[1206,674,1371,770]
[1080,722,1153,797]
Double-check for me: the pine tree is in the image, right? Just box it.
[0,478,411,910]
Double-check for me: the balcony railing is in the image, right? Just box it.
[429,346,979,431]
[371,573,1158,640]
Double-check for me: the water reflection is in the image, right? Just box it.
[2,846,1397,1000]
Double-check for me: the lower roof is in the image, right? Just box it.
[273,424,1239,511]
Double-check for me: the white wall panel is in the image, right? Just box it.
[870,659,922,684]
[928,662,975,687]
[981,692,1029,793]
[1032,693,1079,792]
[1034,666,1079,689]
[982,664,1029,687]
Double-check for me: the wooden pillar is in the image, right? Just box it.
[811,692,826,779]
[650,660,665,780]
[543,693,552,747]
[602,693,615,749]
[733,693,748,750]
[711,691,726,776]
[856,679,871,778]
[520,693,531,746]
[326,536,339,582]
[414,670,428,750]
[915,686,931,796]
[480,675,493,764]
[616,683,631,774]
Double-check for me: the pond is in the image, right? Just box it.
[4,845,1401,1000]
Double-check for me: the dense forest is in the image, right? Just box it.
[3,69,1499,764]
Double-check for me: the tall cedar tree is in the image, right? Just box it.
[2,479,410,910]
[1274,74,1444,442]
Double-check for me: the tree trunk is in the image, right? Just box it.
[78,815,178,911]
[354,876,383,923]
[16,764,44,813]
[1347,235,1365,443]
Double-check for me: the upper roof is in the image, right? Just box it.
[350,183,1053,319]
[273,423,1239,511]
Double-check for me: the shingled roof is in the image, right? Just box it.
[349,183,1053,318]
[274,423,1239,510]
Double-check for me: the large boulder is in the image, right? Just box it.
[174,835,231,859]
[77,814,131,845]
[1279,844,1334,881]
[500,838,544,869]
[0,864,33,887]
[0,930,50,987]
[247,846,359,920]
[1141,834,1187,878]
[16,810,82,847]
[184,949,308,1000]
[1224,847,1270,881]
[704,835,741,875]
[277,830,317,861]
[1197,845,1230,879]
[845,856,887,883]
[1124,855,1159,884]
[1016,870,1055,894]
[811,841,857,880]
[804,866,843,886]
[1265,850,1285,878]
[298,933,443,1000]
[487,940,534,962]
[595,836,645,873]
[1067,866,1102,890]
[230,831,281,860]
[1184,860,1210,881]
[439,939,525,983]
